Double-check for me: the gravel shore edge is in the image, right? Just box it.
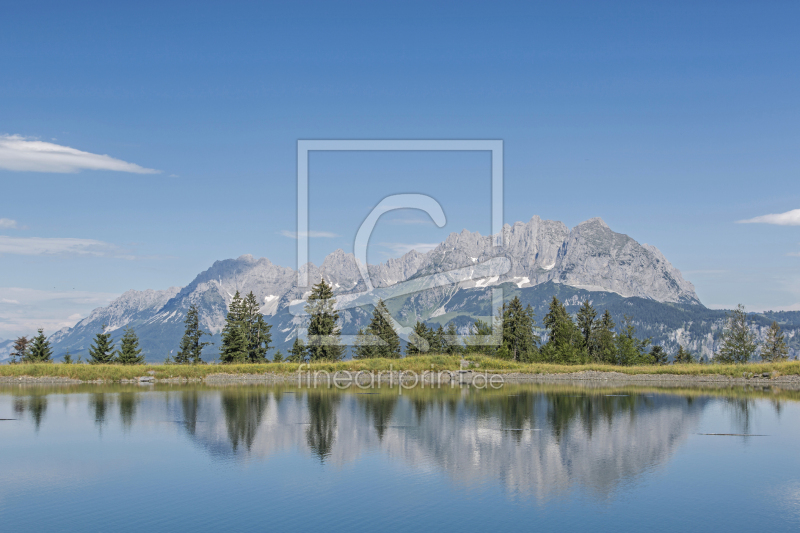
[2,369,800,390]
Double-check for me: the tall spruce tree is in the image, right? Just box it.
[761,321,789,362]
[89,325,116,364]
[674,345,694,364]
[10,336,30,364]
[116,328,145,365]
[500,296,539,361]
[649,345,668,365]
[576,300,597,351]
[614,315,651,365]
[717,304,759,364]
[590,310,616,363]
[242,291,272,363]
[288,336,307,363]
[464,319,496,356]
[26,329,53,362]
[353,328,375,359]
[443,322,462,356]
[305,279,345,361]
[405,321,431,355]
[175,304,211,364]
[219,291,248,363]
[541,296,585,364]
[356,299,401,359]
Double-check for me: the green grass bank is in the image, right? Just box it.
[1,355,799,382]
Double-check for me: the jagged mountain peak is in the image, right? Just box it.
[47,214,704,360]
[574,217,609,229]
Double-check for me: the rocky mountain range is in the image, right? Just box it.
[35,216,799,362]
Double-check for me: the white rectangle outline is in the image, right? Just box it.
[297,139,504,347]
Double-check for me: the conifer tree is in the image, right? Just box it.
[305,279,345,361]
[717,305,759,364]
[430,325,446,354]
[590,310,616,363]
[88,325,116,364]
[353,328,375,359]
[576,300,597,350]
[541,296,584,364]
[272,350,284,363]
[26,329,53,362]
[288,336,307,363]
[10,336,30,364]
[176,304,211,364]
[614,315,651,365]
[761,321,789,362]
[405,321,431,355]
[443,322,462,356]
[464,319,496,356]
[649,345,668,365]
[242,291,272,363]
[674,345,694,364]
[116,327,145,365]
[62,352,74,364]
[219,291,248,363]
[500,296,539,361]
[356,299,401,359]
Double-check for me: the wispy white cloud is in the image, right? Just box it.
[738,208,800,226]
[381,242,440,255]
[0,134,160,174]
[0,236,133,258]
[0,287,118,338]
[788,252,800,257]
[279,230,338,239]
[0,218,18,229]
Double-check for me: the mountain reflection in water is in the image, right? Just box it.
[3,384,799,532]
[169,385,709,500]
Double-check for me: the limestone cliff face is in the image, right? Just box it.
[47,215,704,360]
[383,216,698,304]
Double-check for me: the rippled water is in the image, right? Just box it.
[2,384,799,532]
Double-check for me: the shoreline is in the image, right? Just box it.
[3,368,800,390]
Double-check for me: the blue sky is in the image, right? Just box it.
[1,0,799,338]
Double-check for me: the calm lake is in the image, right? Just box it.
[2,383,799,532]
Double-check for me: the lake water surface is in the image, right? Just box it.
[2,383,799,532]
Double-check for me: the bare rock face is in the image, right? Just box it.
[47,215,702,359]
[391,216,698,304]
[546,218,698,303]
[48,286,181,346]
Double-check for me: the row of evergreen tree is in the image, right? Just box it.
[9,326,145,365]
[7,279,792,365]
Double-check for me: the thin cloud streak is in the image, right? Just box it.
[0,218,18,229]
[0,236,133,259]
[738,208,800,226]
[0,287,119,338]
[0,134,160,174]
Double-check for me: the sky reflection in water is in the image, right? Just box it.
[1,384,799,532]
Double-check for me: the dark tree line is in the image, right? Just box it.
[7,283,790,365]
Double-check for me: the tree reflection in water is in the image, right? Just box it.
[221,389,270,452]
[89,393,108,427]
[358,393,398,440]
[305,391,340,462]
[119,392,137,429]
